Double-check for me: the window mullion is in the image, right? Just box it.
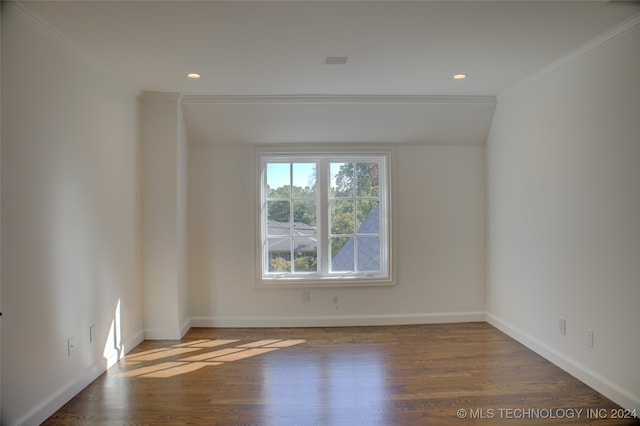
[353,161,359,272]
[319,158,329,275]
[289,162,294,273]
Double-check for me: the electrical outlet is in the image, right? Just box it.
[68,337,75,356]
[559,318,566,335]
[586,330,594,348]
[301,289,310,303]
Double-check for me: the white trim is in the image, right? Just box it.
[9,360,106,426]
[256,150,393,286]
[142,323,190,341]
[190,312,485,328]
[499,12,640,100]
[254,279,395,289]
[487,313,640,413]
[141,91,183,102]
[103,329,145,369]
[125,330,145,355]
[180,317,192,339]
[182,94,496,106]
[10,330,145,426]
[144,328,184,341]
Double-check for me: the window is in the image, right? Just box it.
[258,151,391,286]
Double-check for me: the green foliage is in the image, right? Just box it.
[331,237,351,259]
[267,184,315,199]
[267,186,317,228]
[267,161,380,271]
[269,257,291,273]
[330,162,380,256]
[331,162,379,198]
[269,255,317,273]
[294,255,317,272]
[294,200,316,227]
[268,200,290,223]
[355,162,380,197]
[330,200,354,235]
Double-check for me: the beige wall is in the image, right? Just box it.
[140,93,190,340]
[5,0,637,422]
[1,4,143,424]
[188,144,486,326]
[487,25,640,411]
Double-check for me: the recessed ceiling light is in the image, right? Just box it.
[453,73,468,80]
[187,73,201,79]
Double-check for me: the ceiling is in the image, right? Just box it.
[19,1,640,145]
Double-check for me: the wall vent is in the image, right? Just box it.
[325,56,348,65]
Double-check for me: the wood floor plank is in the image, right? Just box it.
[43,323,639,425]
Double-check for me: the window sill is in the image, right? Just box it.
[257,276,394,289]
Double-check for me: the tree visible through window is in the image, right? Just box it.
[266,162,318,273]
[260,153,390,284]
[330,161,381,273]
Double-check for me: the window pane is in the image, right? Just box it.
[267,163,290,198]
[331,200,354,235]
[357,237,380,272]
[293,238,318,272]
[330,162,354,198]
[331,237,354,272]
[292,163,316,198]
[267,201,290,235]
[293,200,317,233]
[268,238,291,272]
[356,162,380,197]
[261,153,389,281]
[356,200,379,234]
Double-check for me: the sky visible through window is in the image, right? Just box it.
[267,163,316,191]
[267,162,348,193]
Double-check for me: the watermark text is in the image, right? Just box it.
[456,407,637,420]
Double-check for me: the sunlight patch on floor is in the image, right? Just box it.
[119,338,305,378]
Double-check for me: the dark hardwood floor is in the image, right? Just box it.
[43,322,639,425]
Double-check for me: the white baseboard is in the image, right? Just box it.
[143,318,192,341]
[487,312,640,413]
[180,317,192,338]
[10,329,146,426]
[124,330,145,354]
[144,328,182,340]
[190,311,486,328]
[10,359,106,426]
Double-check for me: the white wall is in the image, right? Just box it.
[0,5,2,423]
[177,102,190,333]
[487,24,640,411]
[141,93,190,340]
[189,144,485,326]
[1,4,143,425]
[0,7,3,421]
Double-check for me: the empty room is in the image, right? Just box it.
[1,1,639,424]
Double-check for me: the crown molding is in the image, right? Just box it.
[181,94,496,106]
[499,12,640,100]
[141,91,183,102]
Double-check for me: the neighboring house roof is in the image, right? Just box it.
[331,204,380,272]
[267,204,379,271]
[268,220,316,236]
[268,206,380,271]
[268,220,317,253]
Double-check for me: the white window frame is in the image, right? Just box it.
[256,148,393,287]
